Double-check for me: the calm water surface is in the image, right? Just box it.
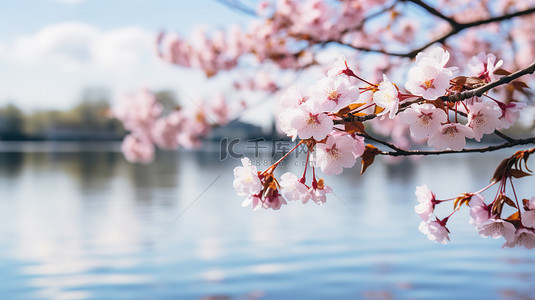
[0,142,534,300]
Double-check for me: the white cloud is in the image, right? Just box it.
[5,22,157,73]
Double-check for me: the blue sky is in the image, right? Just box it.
[0,0,255,111]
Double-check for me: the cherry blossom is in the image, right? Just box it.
[414,185,436,222]
[373,74,399,119]
[280,86,308,108]
[309,76,359,112]
[233,157,263,197]
[405,63,453,100]
[279,172,311,204]
[419,219,450,244]
[427,123,475,151]
[289,102,334,140]
[405,48,455,100]
[468,194,491,226]
[496,101,527,129]
[476,218,516,241]
[467,101,502,141]
[313,134,358,175]
[522,210,535,228]
[468,52,504,82]
[502,228,535,249]
[309,178,332,205]
[121,134,155,164]
[398,103,448,140]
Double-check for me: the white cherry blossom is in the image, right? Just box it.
[373,74,399,119]
[399,103,447,140]
[280,172,311,204]
[414,184,436,222]
[233,157,263,197]
[419,219,450,245]
[280,85,308,108]
[427,123,475,151]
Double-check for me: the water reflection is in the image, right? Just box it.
[0,143,533,299]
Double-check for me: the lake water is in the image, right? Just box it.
[0,142,534,300]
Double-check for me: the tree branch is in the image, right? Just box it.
[439,59,535,102]
[380,137,535,156]
[213,0,258,17]
[401,0,459,28]
[326,6,535,58]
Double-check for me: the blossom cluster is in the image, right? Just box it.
[114,90,230,163]
[415,148,535,248]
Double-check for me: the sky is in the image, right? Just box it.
[0,0,255,111]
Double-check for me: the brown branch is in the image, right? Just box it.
[339,58,535,125]
[325,6,535,58]
[439,59,535,102]
[401,0,459,28]
[380,137,535,156]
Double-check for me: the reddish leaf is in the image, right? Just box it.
[509,169,532,179]
[494,68,512,76]
[506,211,520,222]
[360,144,380,175]
[374,106,385,115]
[454,193,472,210]
[344,121,365,134]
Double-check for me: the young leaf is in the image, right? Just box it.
[360,144,380,175]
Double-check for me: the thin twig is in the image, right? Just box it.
[402,0,459,28]
[380,137,535,156]
[325,6,535,58]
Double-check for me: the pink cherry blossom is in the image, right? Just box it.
[427,123,475,151]
[477,218,516,241]
[289,102,334,140]
[467,101,502,141]
[468,194,491,226]
[373,74,399,119]
[398,103,448,140]
[242,195,263,211]
[309,76,359,112]
[233,157,263,197]
[351,134,366,158]
[502,228,535,249]
[521,210,535,228]
[496,101,527,129]
[121,134,155,163]
[468,52,503,82]
[313,134,358,175]
[280,86,308,108]
[414,184,436,221]
[419,219,450,244]
[262,189,287,210]
[309,178,332,205]
[279,172,311,204]
[405,63,452,100]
